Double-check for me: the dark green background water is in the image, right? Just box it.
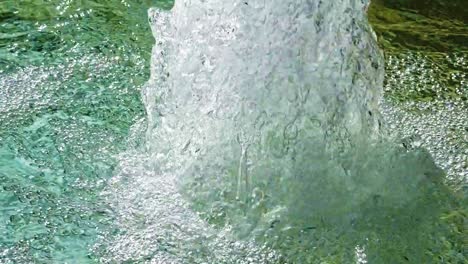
[0,0,466,263]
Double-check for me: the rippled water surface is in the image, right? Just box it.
[0,0,466,263]
[0,0,166,261]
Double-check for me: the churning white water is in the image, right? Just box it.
[96,1,449,263]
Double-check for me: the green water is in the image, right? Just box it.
[0,0,466,263]
[0,0,170,261]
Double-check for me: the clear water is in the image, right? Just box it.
[0,0,466,263]
[0,0,162,261]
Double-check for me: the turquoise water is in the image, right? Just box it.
[0,0,171,261]
[0,0,466,263]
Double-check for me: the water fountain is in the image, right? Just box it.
[104,0,453,262]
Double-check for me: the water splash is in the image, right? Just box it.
[103,0,458,262]
[144,0,391,211]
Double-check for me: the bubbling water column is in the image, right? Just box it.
[143,0,445,261]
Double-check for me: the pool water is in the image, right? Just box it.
[0,0,466,263]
